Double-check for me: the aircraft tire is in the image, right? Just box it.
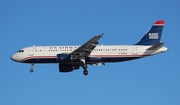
[83,70,88,76]
[30,69,34,73]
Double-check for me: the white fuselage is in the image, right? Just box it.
[10,20,168,75]
[11,45,168,64]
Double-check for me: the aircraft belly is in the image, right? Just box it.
[22,57,142,64]
[22,58,57,63]
[22,57,84,65]
[101,57,141,62]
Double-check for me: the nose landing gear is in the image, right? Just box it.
[30,64,34,73]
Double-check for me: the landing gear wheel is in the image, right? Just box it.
[30,69,34,73]
[30,64,34,73]
[83,70,88,76]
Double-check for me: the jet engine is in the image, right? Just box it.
[59,64,79,72]
[57,54,74,63]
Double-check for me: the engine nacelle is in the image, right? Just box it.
[57,54,73,63]
[59,64,79,72]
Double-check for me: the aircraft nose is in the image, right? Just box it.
[11,54,16,61]
[11,54,21,62]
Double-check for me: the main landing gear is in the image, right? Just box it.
[82,64,88,76]
[30,64,34,73]
[80,58,89,76]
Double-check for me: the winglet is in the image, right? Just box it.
[99,33,104,37]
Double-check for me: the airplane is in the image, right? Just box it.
[11,20,168,76]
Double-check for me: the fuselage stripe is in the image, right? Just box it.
[21,54,152,62]
[21,56,56,62]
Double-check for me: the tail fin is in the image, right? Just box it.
[136,20,165,45]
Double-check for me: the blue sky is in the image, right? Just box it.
[1,0,180,105]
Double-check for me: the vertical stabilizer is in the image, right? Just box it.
[136,20,165,45]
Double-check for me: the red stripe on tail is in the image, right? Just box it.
[154,20,165,25]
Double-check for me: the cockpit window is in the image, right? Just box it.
[17,50,24,52]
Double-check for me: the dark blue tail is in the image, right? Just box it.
[136,20,165,45]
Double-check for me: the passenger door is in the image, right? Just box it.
[132,46,137,55]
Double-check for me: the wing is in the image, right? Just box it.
[71,33,103,58]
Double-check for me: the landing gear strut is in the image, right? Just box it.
[82,64,88,76]
[30,64,34,73]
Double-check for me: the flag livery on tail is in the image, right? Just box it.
[136,20,165,45]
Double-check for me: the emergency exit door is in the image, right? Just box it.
[132,46,137,55]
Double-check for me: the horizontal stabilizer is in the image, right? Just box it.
[147,42,164,50]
